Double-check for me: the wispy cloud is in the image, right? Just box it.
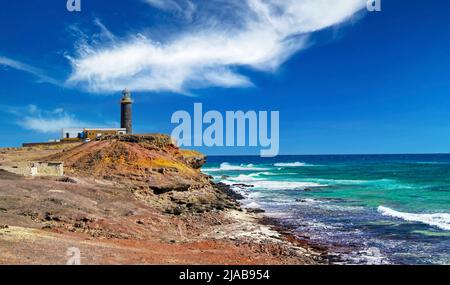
[3,105,112,133]
[144,0,197,20]
[0,56,60,86]
[93,18,117,43]
[67,0,366,94]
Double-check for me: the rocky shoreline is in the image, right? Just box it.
[214,181,331,264]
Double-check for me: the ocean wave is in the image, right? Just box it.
[415,161,450,165]
[223,179,326,190]
[302,178,368,185]
[227,174,263,182]
[233,171,296,179]
[294,197,365,212]
[257,171,294,176]
[203,162,270,172]
[378,206,450,231]
[303,178,398,186]
[274,162,309,167]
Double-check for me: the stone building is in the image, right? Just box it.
[29,162,64,177]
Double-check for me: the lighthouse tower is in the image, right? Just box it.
[121,88,133,134]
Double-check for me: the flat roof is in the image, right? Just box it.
[84,128,127,131]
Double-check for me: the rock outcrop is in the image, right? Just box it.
[46,134,240,214]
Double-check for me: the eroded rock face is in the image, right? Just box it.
[45,134,239,214]
[180,152,207,170]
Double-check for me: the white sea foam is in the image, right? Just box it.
[223,179,325,190]
[221,171,327,190]
[245,202,262,209]
[203,162,270,172]
[228,174,263,182]
[274,162,309,167]
[254,171,280,176]
[238,171,297,179]
[348,247,389,265]
[378,206,450,231]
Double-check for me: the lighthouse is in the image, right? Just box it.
[121,88,133,134]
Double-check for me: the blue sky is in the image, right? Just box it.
[1,0,450,155]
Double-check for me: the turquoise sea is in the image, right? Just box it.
[202,154,450,264]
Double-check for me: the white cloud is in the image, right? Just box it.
[2,104,111,134]
[0,56,60,86]
[67,0,366,94]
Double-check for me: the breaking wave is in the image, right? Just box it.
[378,206,450,231]
[227,174,263,182]
[303,178,399,186]
[223,179,326,190]
[203,162,270,172]
[274,162,309,167]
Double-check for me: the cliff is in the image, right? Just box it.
[46,134,240,215]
